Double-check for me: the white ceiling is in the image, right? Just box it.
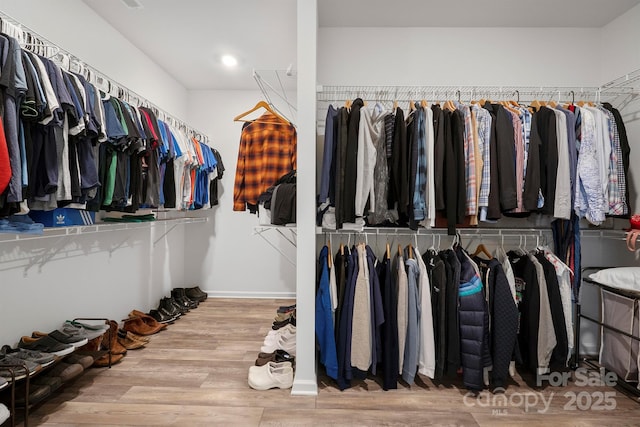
[319,0,640,28]
[83,0,640,91]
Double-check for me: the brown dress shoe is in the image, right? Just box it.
[119,329,150,344]
[123,317,163,336]
[117,332,146,350]
[92,352,124,367]
[129,310,167,331]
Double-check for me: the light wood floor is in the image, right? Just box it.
[23,298,640,426]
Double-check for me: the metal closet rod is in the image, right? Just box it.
[321,228,624,238]
[317,85,634,102]
[0,11,211,145]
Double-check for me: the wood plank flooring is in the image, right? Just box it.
[22,298,640,426]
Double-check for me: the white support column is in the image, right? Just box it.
[292,0,318,396]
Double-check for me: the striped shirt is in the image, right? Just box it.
[458,104,477,216]
[233,113,297,211]
[473,105,492,209]
[600,107,625,215]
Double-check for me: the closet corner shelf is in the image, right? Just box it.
[0,217,208,243]
[252,225,297,266]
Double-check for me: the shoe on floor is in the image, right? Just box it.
[18,335,74,357]
[123,316,164,336]
[92,352,124,368]
[148,309,177,324]
[31,374,63,393]
[185,286,207,302]
[261,334,296,356]
[0,377,7,391]
[117,330,146,350]
[102,320,128,355]
[255,349,295,366]
[277,304,296,314]
[119,329,150,344]
[248,361,294,390]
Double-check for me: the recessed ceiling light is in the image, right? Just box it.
[221,55,238,68]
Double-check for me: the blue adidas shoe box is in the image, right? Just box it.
[29,208,96,227]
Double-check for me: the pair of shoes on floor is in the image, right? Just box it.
[171,288,199,310]
[185,286,207,302]
[123,311,166,336]
[255,349,295,367]
[159,296,187,317]
[148,308,178,324]
[261,325,296,355]
[272,313,296,330]
[277,304,296,314]
[117,329,148,350]
[274,308,296,323]
[248,361,294,390]
[15,357,89,406]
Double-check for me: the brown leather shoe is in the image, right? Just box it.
[117,331,146,350]
[129,310,167,331]
[92,352,124,367]
[119,329,150,344]
[77,335,103,352]
[101,320,128,355]
[123,317,163,336]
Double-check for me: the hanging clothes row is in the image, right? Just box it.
[317,97,630,234]
[0,32,224,218]
[316,238,574,393]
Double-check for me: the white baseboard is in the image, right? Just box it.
[205,290,297,299]
[291,379,318,396]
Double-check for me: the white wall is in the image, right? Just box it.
[600,3,640,84]
[601,3,640,214]
[0,0,192,344]
[185,89,297,298]
[0,0,188,118]
[319,27,603,87]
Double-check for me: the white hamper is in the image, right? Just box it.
[599,289,640,382]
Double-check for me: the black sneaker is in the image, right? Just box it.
[32,329,89,347]
[18,335,74,357]
[149,309,177,324]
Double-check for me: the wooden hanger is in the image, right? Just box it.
[409,100,416,111]
[340,243,344,256]
[233,100,287,123]
[398,244,402,257]
[327,240,332,268]
[472,243,493,259]
[408,244,414,259]
[421,99,428,108]
[386,242,391,259]
[393,100,398,111]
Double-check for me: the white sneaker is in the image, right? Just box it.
[248,361,294,390]
[266,324,296,338]
[261,333,296,355]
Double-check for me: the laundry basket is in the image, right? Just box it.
[589,268,640,384]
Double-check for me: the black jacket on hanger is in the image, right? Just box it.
[432,105,446,211]
[424,250,448,380]
[509,251,540,374]
[334,107,348,228]
[523,113,541,211]
[441,249,461,377]
[341,98,364,225]
[603,102,631,216]
[534,107,558,215]
[389,107,407,218]
[379,252,398,390]
[476,257,520,389]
